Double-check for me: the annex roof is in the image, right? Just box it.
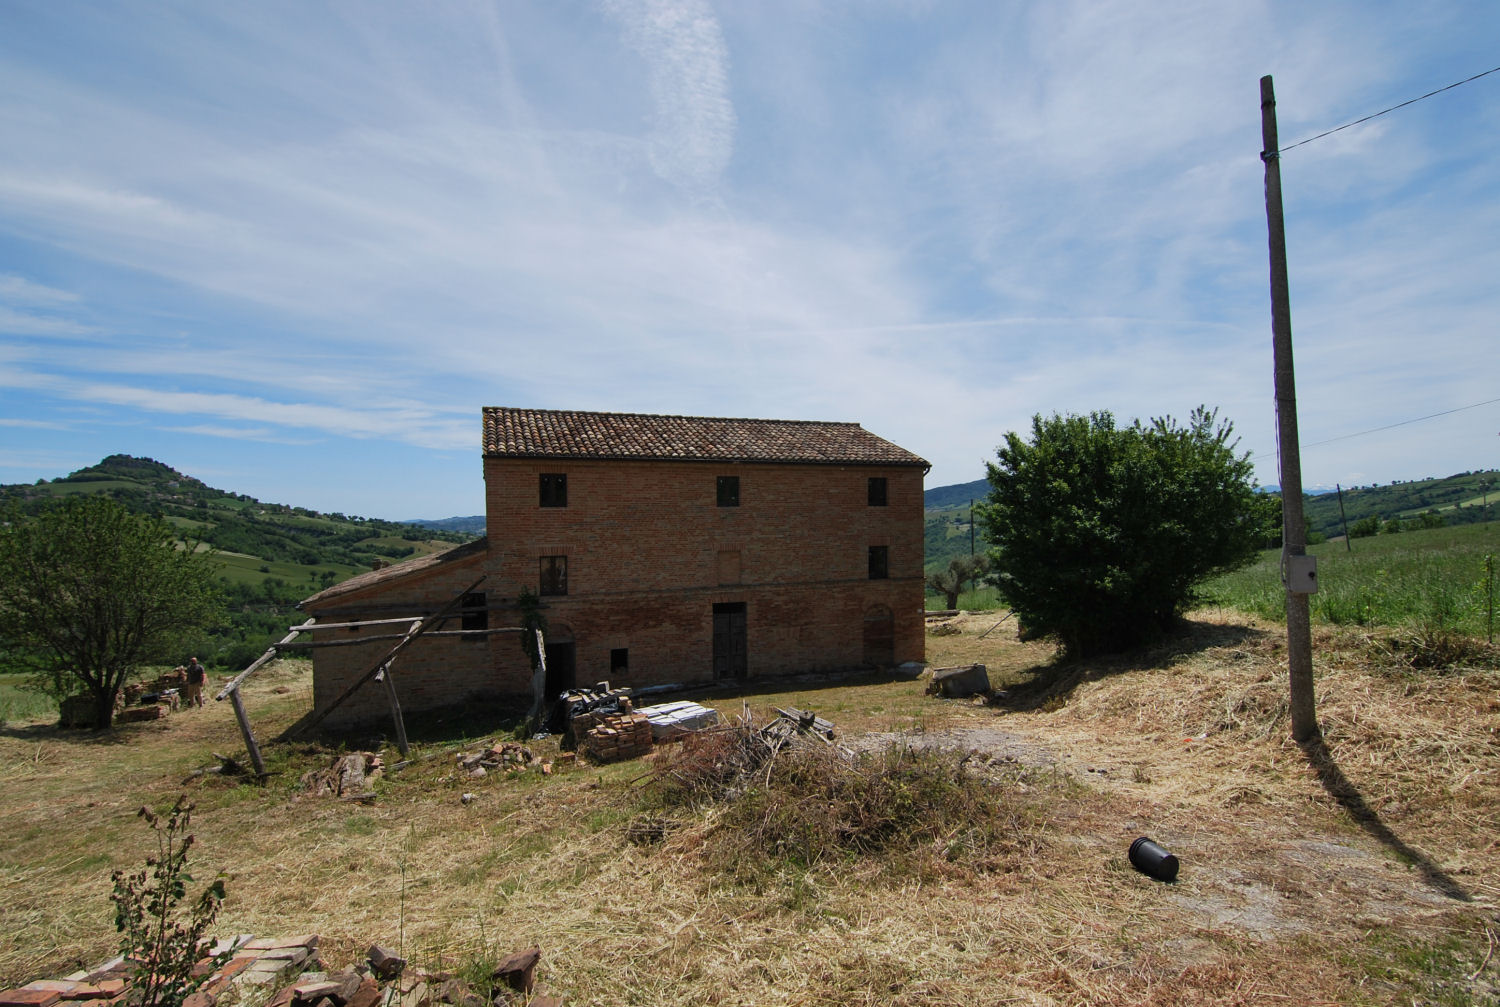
[482,408,928,468]
[298,536,487,609]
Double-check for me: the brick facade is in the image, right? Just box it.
[302,411,927,729]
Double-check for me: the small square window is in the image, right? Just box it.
[868,477,888,507]
[717,475,740,507]
[539,473,567,508]
[610,648,629,676]
[868,545,889,580]
[539,555,568,596]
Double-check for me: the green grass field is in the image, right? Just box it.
[0,674,56,725]
[1203,521,1499,639]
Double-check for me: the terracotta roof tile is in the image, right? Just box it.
[299,537,487,609]
[482,408,928,467]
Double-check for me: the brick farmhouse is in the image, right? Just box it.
[299,407,929,728]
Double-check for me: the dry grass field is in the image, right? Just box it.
[2,612,1497,1005]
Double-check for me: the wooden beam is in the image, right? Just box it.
[376,662,411,758]
[228,688,268,778]
[297,575,486,734]
[273,626,525,649]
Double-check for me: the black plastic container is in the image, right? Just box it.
[1128,836,1180,882]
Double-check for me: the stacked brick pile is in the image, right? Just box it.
[580,711,653,763]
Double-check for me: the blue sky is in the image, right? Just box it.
[2,1,1498,519]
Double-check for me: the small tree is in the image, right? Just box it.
[925,555,991,610]
[0,497,221,728]
[976,407,1260,657]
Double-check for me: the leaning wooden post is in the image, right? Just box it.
[227,688,268,778]
[377,660,411,758]
[1261,74,1319,742]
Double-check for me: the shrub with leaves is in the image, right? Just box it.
[977,407,1261,657]
[110,797,228,1007]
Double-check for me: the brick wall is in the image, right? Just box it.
[307,457,925,729]
[482,457,925,688]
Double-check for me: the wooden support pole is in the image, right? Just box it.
[1261,74,1319,742]
[526,629,549,733]
[228,687,268,778]
[376,662,410,758]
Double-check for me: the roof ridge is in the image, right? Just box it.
[481,406,861,428]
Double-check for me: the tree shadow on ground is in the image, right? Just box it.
[1299,733,1472,902]
[988,617,1268,713]
[0,720,135,746]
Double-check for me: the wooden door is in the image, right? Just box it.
[712,602,747,679]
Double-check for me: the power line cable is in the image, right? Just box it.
[1254,395,1500,460]
[1277,64,1500,155]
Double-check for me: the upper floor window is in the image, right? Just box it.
[539,555,568,596]
[868,477,888,507]
[717,475,740,507]
[868,545,889,580]
[539,473,567,508]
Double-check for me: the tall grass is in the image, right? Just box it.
[0,674,56,726]
[1203,522,1499,639]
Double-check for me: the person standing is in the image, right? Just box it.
[185,657,206,708]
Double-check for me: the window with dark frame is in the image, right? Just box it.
[539,555,568,596]
[610,648,629,676]
[868,545,889,580]
[868,476,888,507]
[539,473,567,508]
[460,591,487,639]
[717,475,740,507]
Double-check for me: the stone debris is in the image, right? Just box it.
[2,937,562,1007]
[456,743,536,775]
[301,753,384,799]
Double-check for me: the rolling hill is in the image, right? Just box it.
[1,455,477,668]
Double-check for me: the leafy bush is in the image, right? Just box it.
[976,407,1260,656]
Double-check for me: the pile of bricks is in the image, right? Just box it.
[0,935,321,1007]
[579,711,653,763]
[456,742,545,778]
[0,938,564,1007]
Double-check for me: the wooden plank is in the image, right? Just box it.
[215,619,317,701]
[526,629,548,732]
[228,688,268,777]
[297,575,485,733]
[273,627,524,649]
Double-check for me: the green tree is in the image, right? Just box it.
[925,554,991,610]
[0,497,221,728]
[976,407,1260,657]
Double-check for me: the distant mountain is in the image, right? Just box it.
[924,478,988,511]
[406,515,486,535]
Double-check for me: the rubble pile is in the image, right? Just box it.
[0,938,565,1007]
[300,753,383,800]
[455,742,552,779]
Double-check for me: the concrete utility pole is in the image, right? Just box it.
[1260,75,1319,742]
